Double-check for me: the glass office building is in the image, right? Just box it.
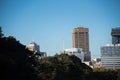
[101,44,120,69]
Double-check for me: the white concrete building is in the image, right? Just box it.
[91,58,102,68]
[27,42,40,52]
[27,42,47,58]
[60,48,84,62]
[101,44,120,69]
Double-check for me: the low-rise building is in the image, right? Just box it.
[27,42,47,59]
[60,48,84,62]
[91,58,102,68]
[27,42,40,52]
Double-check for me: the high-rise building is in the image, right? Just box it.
[101,44,120,69]
[101,27,120,69]
[72,27,89,52]
[72,27,90,61]
[111,27,120,44]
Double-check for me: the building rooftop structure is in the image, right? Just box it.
[111,27,120,44]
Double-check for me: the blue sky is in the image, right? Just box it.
[0,0,120,58]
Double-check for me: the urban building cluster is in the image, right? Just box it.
[59,27,91,66]
[101,27,120,69]
[72,27,91,61]
[61,26,120,69]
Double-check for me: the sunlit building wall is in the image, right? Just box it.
[27,42,40,52]
[27,42,47,58]
[60,48,84,62]
[72,27,91,61]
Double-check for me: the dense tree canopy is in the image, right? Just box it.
[0,26,4,38]
[36,54,92,80]
[0,28,38,80]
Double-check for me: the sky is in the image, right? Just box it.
[0,0,120,58]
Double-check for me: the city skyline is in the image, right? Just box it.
[0,0,120,58]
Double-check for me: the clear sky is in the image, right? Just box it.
[0,0,120,58]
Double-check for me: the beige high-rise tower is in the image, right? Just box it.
[72,27,91,61]
[72,27,89,53]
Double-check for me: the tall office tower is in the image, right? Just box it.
[111,27,120,44]
[72,27,90,61]
[72,27,89,52]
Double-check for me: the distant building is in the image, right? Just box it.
[60,48,84,62]
[92,58,101,62]
[91,58,102,68]
[27,42,47,59]
[27,42,40,52]
[72,27,89,52]
[94,62,102,68]
[100,27,120,69]
[111,27,120,44]
[72,27,91,61]
[101,44,120,69]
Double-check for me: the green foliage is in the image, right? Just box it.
[0,27,38,80]
[36,54,120,80]
[0,26,4,38]
[93,68,119,80]
[117,70,120,80]
[36,54,92,80]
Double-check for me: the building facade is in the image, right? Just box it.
[27,42,47,58]
[60,48,84,62]
[111,27,120,44]
[72,27,89,52]
[91,58,102,68]
[27,42,40,52]
[72,27,90,61]
[101,44,120,69]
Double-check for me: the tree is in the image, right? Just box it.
[117,70,120,80]
[0,27,38,80]
[36,54,92,80]
[0,26,4,38]
[7,36,17,42]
